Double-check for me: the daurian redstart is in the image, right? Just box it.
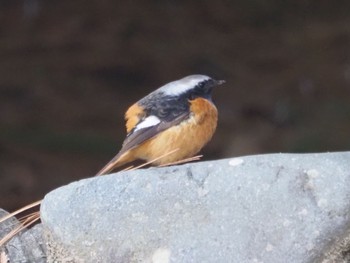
[97,75,225,175]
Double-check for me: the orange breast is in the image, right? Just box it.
[132,98,218,164]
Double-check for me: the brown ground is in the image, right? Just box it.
[1,1,350,210]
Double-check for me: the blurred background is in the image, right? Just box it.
[1,0,349,210]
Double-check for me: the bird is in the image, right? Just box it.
[96,74,225,175]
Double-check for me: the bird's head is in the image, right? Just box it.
[158,75,225,101]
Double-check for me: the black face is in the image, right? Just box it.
[187,78,218,101]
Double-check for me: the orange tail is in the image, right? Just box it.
[95,151,134,176]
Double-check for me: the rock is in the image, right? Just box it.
[40,152,350,262]
[0,209,46,263]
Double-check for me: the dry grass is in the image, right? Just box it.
[0,201,41,247]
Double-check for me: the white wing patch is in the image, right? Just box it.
[159,75,210,96]
[134,115,161,132]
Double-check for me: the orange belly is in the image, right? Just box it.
[132,98,218,164]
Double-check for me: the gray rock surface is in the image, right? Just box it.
[40,152,350,263]
[0,209,46,263]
